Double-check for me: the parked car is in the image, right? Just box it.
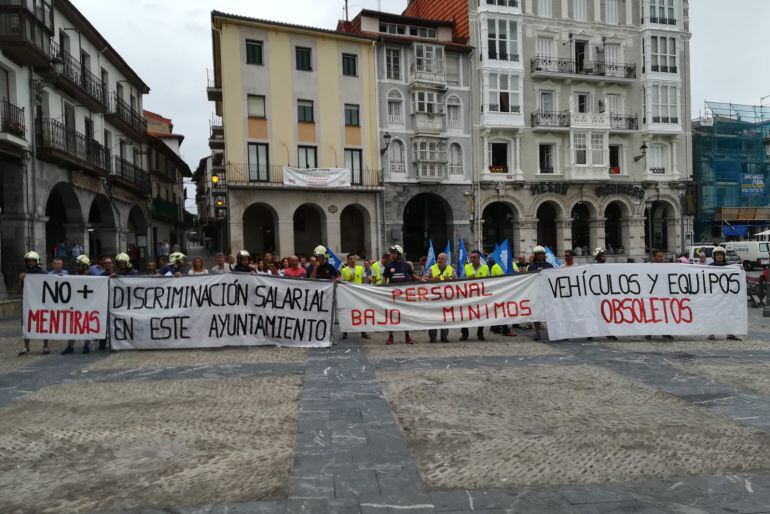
[725,249,742,266]
[723,241,770,270]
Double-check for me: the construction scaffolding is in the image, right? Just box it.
[693,101,770,241]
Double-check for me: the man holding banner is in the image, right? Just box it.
[17,251,50,355]
[383,245,415,345]
[341,254,369,340]
[461,250,489,341]
[427,252,454,343]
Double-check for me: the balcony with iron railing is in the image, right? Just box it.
[46,39,107,111]
[206,68,222,101]
[209,117,224,149]
[37,118,109,174]
[531,110,571,129]
[1,97,25,139]
[530,57,637,82]
[610,113,639,131]
[110,156,150,194]
[226,163,382,189]
[409,61,446,86]
[0,0,52,66]
[106,93,147,142]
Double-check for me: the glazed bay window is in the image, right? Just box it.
[488,142,508,173]
[297,100,314,123]
[412,90,440,114]
[573,132,587,165]
[591,133,605,165]
[539,144,555,173]
[414,43,443,73]
[297,146,317,169]
[650,36,677,72]
[386,48,401,80]
[651,84,679,123]
[487,18,518,61]
[344,104,360,126]
[414,139,447,178]
[488,72,520,113]
[649,0,676,24]
[248,143,269,182]
[345,149,363,184]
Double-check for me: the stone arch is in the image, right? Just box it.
[570,201,594,252]
[127,205,148,263]
[45,182,84,264]
[293,203,326,258]
[340,204,371,258]
[243,202,278,257]
[88,194,117,259]
[536,200,562,252]
[402,192,453,261]
[645,197,680,253]
[529,194,568,219]
[605,200,631,254]
[482,201,520,255]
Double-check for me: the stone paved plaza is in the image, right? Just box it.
[3,311,770,513]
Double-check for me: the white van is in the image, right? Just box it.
[723,241,770,270]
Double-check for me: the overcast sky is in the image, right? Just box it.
[72,0,770,212]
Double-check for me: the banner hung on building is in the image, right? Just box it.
[336,275,542,332]
[283,166,351,188]
[541,264,748,340]
[23,275,108,340]
[109,274,334,350]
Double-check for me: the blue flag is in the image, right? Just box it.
[491,240,511,274]
[423,240,436,276]
[326,247,343,270]
[544,246,562,268]
[458,239,468,278]
[443,240,452,265]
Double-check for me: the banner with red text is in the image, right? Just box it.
[542,264,748,340]
[336,275,542,332]
[23,275,108,340]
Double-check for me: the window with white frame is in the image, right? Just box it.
[607,93,622,114]
[647,143,666,173]
[487,18,518,61]
[539,144,555,173]
[649,0,676,23]
[573,132,587,165]
[387,90,403,124]
[536,36,554,58]
[449,143,463,174]
[591,133,605,165]
[414,44,443,72]
[650,84,679,123]
[488,141,509,171]
[298,146,317,168]
[389,139,405,173]
[538,0,552,17]
[446,96,461,128]
[446,53,461,85]
[573,0,587,21]
[575,92,590,113]
[412,90,440,114]
[606,0,619,24]
[247,95,266,117]
[488,72,520,113]
[386,48,401,80]
[650,36,677,72]
[345,149,363,184]
[413,139,447,177]
[605,43,620,64]
[539,90,555,112]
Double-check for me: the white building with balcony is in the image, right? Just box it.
[348,9,474,260]
[0,0,153,294]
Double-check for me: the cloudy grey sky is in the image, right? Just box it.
[71,0,770,212]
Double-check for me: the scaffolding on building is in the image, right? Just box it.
[693,101,770,241]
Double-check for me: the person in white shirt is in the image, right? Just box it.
[563,250,577,267]
[210,252,232,274]
[188,257,209,276]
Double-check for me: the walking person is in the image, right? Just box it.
[16,251,50,355]
[528,246,554,341]
[383,245,415,345]
[427,252,453,343]
[460,250,488,341]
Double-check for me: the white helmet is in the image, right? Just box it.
[713,246,726,255]
[533,245,546,254]
[169,252,187,265]
[313,245,327,256]
[593,248,606,259]
[115,252,131,263]
[76,255,91,266]
[24,251,40,261]
[389,245,404,255]
[237,250,251,259]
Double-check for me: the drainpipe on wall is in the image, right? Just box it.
[27,65,39,254]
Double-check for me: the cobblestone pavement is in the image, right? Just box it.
[2,309,770,512]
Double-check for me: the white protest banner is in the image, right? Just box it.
[23,275,108,340]
[336,275,542,332]
[109,274,334,350]
[542,263,748,340]
[283,166,351,188]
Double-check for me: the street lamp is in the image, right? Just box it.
[380,132,392,156]
[634,142,648,162]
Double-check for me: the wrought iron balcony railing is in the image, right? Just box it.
[531,110,571,128]
[38,118,109,171]
[610,113,639,130]
[531,56,637,79]
[108,93,147,136]
[1,97,25,138]
[49,39,107,107]
[113,156,150,190]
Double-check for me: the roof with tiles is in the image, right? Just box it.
[402,0,470,42]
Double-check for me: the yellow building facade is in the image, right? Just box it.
[209,12,383,259]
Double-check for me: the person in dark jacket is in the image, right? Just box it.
[232,250,255,274]
[16,251,50,355]
[528,246,553,341]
